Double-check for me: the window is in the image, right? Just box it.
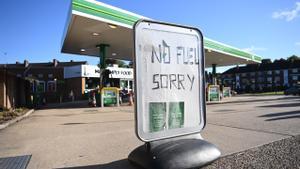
[258,72,263,76]
[250,72,255,76]
[36,81,45,93]
[48,74,53,78]
[47,81,56,92]
[292,69,298,73]
[267,77,272,82]
[267,71,272,75]
[275,70,280,75]
[38,74,44,78]
[28,74,33,78]
[241,73,247,77]
[257,77,264,83]
[292,76,298,81]
[242,79,249,84]
[274,76,280,83]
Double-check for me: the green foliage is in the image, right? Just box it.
[98,59,129,68]
[287,55,300,63]
[261,59,272,64]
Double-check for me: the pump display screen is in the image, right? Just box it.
[134,20,206,142]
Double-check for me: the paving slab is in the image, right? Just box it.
[0,95,298,169]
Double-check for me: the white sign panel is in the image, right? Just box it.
[64,65,100,79]
[107,67,133,79]
[134,20,205,142]
[64,65,82,79]
[82,65,101,78]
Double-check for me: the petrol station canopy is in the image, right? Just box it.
[61,0,263,67]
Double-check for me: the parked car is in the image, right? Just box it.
[284,86,300,95]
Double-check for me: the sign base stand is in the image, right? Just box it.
[128,134,221,169]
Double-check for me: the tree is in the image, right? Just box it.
[105,59,127,67]
[97,59,128,68]
[287,55,300,63]
[261,59,272,64]
[273,58,287,64]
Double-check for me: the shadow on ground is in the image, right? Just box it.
[259,110,300,121]
[258,102,300,108]
[38,101,90,110]
[61,119,133,126]
[210,96,300,105]
[57,159,139,169]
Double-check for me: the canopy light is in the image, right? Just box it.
[108,24,117,29]
[92,32,100,36]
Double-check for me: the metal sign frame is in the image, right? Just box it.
[133,19,206,142]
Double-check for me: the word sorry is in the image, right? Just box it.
[152,74,195,91]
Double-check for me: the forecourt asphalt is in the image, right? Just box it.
[0,95,299,169]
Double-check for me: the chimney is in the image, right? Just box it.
[16,61,20,64]
[70,60,74,62]
[24,60,29,68]
[53,59,58,67]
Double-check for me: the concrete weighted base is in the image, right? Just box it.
[128,134,221,169]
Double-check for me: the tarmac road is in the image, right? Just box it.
[0,95,299,169]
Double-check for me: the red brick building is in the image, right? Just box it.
[0,59,87,109]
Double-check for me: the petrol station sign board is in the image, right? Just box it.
[134,20,206,142]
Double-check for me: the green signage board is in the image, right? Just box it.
[101,87,119,107]
[223,87,231,98]
[209,85,220,102]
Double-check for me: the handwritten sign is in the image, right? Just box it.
[134,20,206,142]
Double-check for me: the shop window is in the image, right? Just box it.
[47,81,56,92]
[36,81,45,93]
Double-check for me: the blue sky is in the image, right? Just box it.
[0,0,300,72]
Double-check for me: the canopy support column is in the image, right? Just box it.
[96,44,110,107]
[212,64,217,85]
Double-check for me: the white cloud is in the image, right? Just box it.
[243,46,267,53]
[296,42,300,47]
[272,2,300,21]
